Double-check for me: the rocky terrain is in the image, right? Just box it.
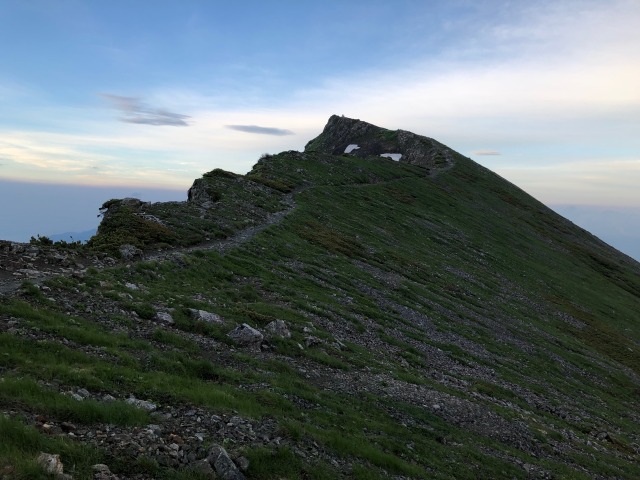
[1,116,639,479]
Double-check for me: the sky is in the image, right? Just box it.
[1,0,639,259]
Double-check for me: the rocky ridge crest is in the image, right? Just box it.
[305,115,454,171]
[1,116,639,479]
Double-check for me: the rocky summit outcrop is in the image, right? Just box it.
[305,114,455,171]
[1,116,639,479]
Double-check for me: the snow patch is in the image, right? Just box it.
[344,144,360,154]
[380,153,402,161]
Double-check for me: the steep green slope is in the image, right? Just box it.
[1,117,638,479]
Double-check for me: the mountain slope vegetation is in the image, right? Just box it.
[1,116,638,479]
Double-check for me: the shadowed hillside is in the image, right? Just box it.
[1,116,638,479]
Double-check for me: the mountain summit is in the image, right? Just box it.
[1,116,639,479]
[305,114,454,170]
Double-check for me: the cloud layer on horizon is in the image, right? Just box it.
[225,125,294,136]
[472,151,501,156]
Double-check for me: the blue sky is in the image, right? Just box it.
[1,0,639,258]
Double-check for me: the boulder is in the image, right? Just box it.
[228,323,263,347]
[36,453,63,475]
[155,311,174,324]
[125,396,157,411]
[93,463,119,480]
[189,309,223,324]
[119,244,143,260]
[304,335,322,348]
[188,178,220,209]
[264,319,291,339]
[207,446,246,480]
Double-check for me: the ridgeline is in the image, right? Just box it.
[1,116,639,479]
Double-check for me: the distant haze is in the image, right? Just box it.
[0,179,185,243]
[551,205,640,262]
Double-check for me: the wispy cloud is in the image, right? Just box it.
[0,135,115,177]
[472,150,501,156]
[0,131,195,187]
[100,94,190,126]
[225,124,294,136]
[2,0,638,205]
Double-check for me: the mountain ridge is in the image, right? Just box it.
[304,115,455,172]
[0,115,639,479]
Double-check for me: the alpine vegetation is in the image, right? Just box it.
[1,116,638,479]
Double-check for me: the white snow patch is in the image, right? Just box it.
[380,153,402,161]
[344,144,360,154]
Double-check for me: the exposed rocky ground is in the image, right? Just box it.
[1,116,639,479]
[0,241,102,295]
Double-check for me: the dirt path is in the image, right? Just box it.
[0,193,297,297]
[146,192,296,262]
[0,163,452,297]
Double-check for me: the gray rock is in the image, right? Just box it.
[188,178,221,208]
[125,396,157,411]
[36,452,63,475]
[304,335,322,348]
[92,464,111,473]
[306,115,453,170]
[119,244,143,260]
[155,311,174,324]
[93,463,119,480]
[189,309,223,324]
[227,323,263,347]
[147,424,162,435]
[77,388,91,398]
[208,446,246,480]
[141,214,164,225]
[264,319,291,339]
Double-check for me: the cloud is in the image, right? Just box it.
[0,131,196,187]
[3,0,638,200]
[472,150,501,156]
[100,94,190,126]
[225,125,294,136]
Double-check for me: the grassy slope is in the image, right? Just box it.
[1,149,639,479]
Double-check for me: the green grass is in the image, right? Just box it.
[0,376,149,426]
[2,139,640,478]
[245,446,335,479]
[0,416,103,479]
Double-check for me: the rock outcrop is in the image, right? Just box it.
[227,323,263,348]
[304,114,455,170]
